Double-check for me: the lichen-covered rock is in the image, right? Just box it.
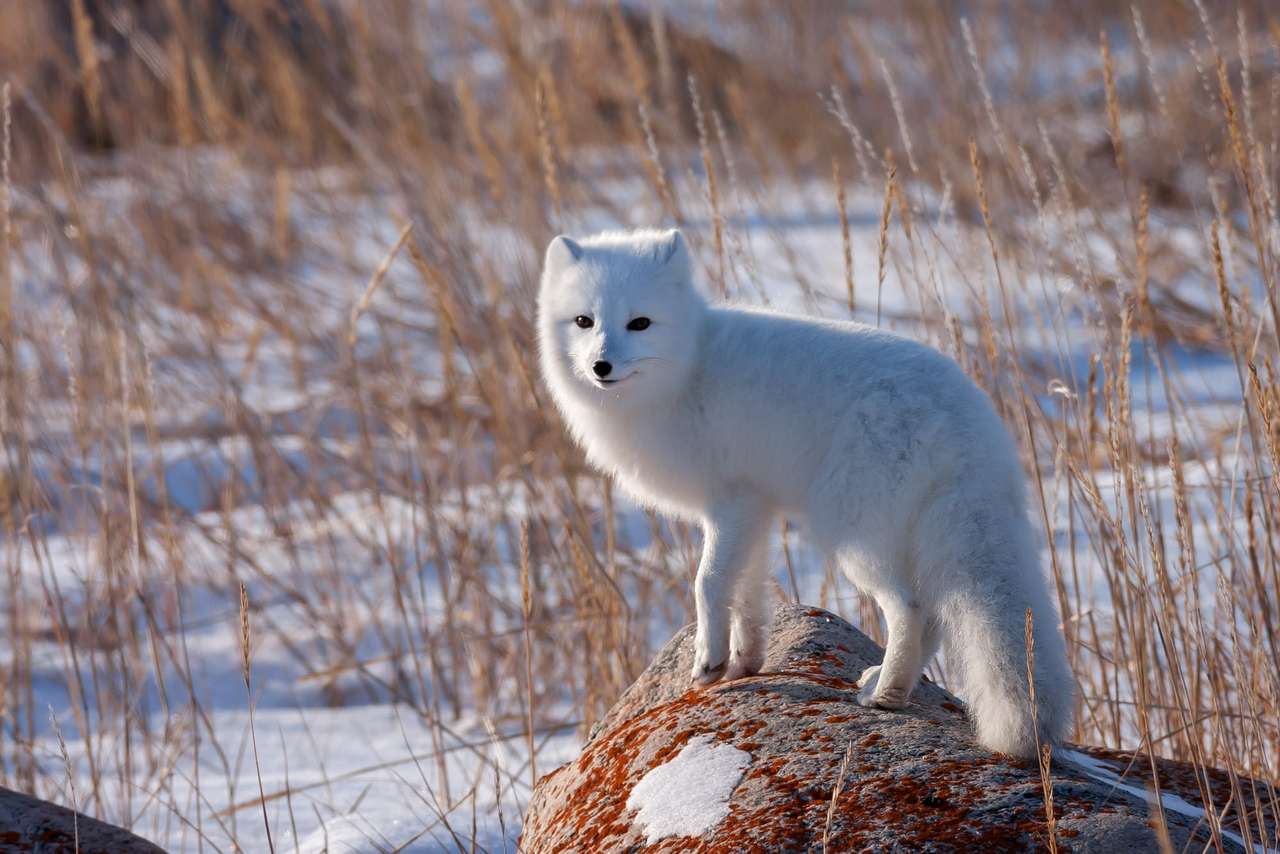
[0,786,168,853]
[523,605,1277,852]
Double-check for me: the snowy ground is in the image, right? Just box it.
[7,165,1259,852]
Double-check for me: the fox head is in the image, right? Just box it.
[537,228,705,410]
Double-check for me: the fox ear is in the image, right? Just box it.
[656,228,691,277]
[544,235,583,275]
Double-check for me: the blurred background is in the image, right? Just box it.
[0,1,1277,850]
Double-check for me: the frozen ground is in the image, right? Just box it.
[7,167,1257,852]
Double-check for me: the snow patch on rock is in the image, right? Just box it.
[626,735,751,842]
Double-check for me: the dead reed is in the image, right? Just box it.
[0,2,1276,850]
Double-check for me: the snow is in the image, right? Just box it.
[12,166,1267,847]
[295,810,451,854]
[10,165,1269,847]
[9,109,1276,850]
[1060,750,1276,854]
[625,735,751,843]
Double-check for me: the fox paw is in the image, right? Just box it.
[856,665,910,710]
[692,657,728,686]
[692,632,730,686]
[723,644,765,681]
[856,665,881,705]
[723,618,766,681]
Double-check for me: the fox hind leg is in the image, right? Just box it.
[858,597,930,709]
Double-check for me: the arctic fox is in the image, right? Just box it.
[536,228,1074,757]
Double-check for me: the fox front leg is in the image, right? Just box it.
[692,498,772,686]
[724,533,774,681]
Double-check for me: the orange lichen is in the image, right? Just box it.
[522,610,1276,853]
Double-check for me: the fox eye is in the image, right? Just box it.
[626,317,652,331]
[574,315,594,329]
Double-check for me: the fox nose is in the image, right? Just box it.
[592,360,613,378]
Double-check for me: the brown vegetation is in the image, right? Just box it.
[0,1,1277,849]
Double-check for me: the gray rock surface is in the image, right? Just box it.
[0,786,168,853]
[523,604,1277,852]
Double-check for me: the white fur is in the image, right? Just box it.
[537,228,1075,757]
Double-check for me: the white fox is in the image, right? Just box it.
[536,228,1074,757]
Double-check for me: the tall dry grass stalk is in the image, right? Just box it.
[1025,609,1058,854]
[822,740,854,853]
[689,74,727,295]
[347,222,414,351]
[1,78,11,435]
[240,583,275,854]
[47,705,79,853]
[876,163,896,327]
[535,77,562,224]
[834,157,855,314]
[520,521,537,793]
[69,0,102,138]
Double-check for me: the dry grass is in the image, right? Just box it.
[0,1,1278,849]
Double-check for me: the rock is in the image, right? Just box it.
[523,604,1277,852]
[0,786,168,853]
